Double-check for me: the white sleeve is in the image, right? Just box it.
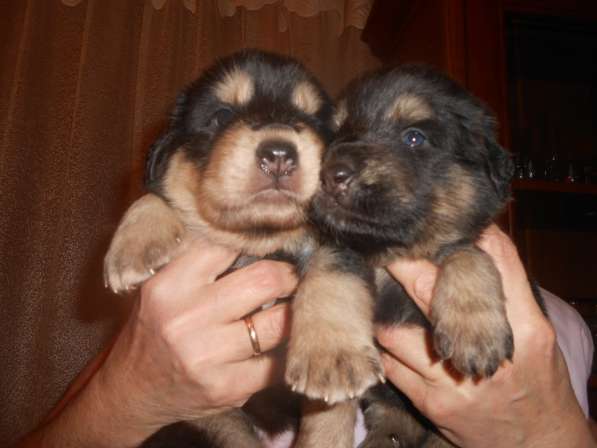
[541,287,594,417]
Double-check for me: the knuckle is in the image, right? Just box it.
[200,381,227,408]
[482,229,519,263]
[141,274,171,305]
[376,328,394,349]
[426,397,454,421]
[156,315,183,348]
[535,321,557,352]
[248,261,288,293]
[260,308,286,341]
[518,319,557,354]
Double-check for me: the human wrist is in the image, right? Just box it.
[87,356,167,446]
[525,411,595,448]
[17,369,159,448]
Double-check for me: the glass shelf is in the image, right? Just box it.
[512,179,597,195]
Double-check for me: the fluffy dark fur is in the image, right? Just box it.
[310,65,517,447]
[105,50,383,448]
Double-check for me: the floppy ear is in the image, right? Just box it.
[484,137,514,202]
[144,130,184,191]
[145,89,193,190]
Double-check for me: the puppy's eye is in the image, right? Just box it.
[402,129,426,148]
[209,108,234,128]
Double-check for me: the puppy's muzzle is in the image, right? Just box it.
[257,139,298,179]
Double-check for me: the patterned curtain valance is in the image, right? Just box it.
[217,0,373,32]
[61,0,197,12]
[61,0,373,33]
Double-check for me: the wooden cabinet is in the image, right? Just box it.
[364,0,597,412]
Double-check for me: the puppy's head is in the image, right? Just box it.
[311,65,513,255]
[146,50,333,253]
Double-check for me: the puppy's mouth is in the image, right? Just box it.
[313,187,352,213]
[312,188,380,229]
[248,177,302,203]
[251,188,300,206]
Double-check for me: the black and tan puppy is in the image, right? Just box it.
[104,50,382,447]
[310,65,516,447]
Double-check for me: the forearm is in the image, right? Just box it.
[525,411,595,448]
[18,368,159,448]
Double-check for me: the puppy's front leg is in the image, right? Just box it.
[104,193,187,293]
[295,400,357,448]
[432,245,513,377]
[285,246,382,404]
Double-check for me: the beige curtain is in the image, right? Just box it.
[0,0,379,444]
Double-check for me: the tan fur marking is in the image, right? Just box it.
[389,93,433,122]
[198,122,323,234]
[161,147,311,256]
[213,67,254,106]
[162,151,204,225]
[295,400,357,448]
[432,246,513,377]
[104,193,187,292]
[333,99,348,130]
[286,247,382,403]
[432,166,476,223]
[384,166,477,261]
[292,81,322,115]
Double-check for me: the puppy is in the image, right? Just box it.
[310,65,516,447]
[105,49,382,448]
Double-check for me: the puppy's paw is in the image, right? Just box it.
[285,340,383,404]
[432,308,513,378]
[104,194,186,294]
[432,247,514,377]
[104,232,183,293]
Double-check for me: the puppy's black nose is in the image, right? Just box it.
[322,162,354,195]
[256,140,298,178]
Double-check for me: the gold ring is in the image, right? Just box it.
[244,316,261,356]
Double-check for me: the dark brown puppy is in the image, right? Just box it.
[310,65,516,447]
[105,50,381,448]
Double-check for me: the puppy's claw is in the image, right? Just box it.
[377,373,386,384]
[148,268,156,276]
[291,384,297,392]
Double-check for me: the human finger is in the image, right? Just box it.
[144,238,240,307]
[376,325,439,378]
[139,239,240,320]
[203,260,298,323]
[217,303,291,362]
[380,351,428,409]
[216,354,284,405]
[385,259,438,317]
[477,225,544,320]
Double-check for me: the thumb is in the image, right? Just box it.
[385,258,438,317]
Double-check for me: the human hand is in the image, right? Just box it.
[89,238,297,445]
[378,225,594,448]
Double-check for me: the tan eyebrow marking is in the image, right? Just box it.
[213,68,255,106]
[333,99,348,129]
[292,81,322,115]
[388,94,433,121]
